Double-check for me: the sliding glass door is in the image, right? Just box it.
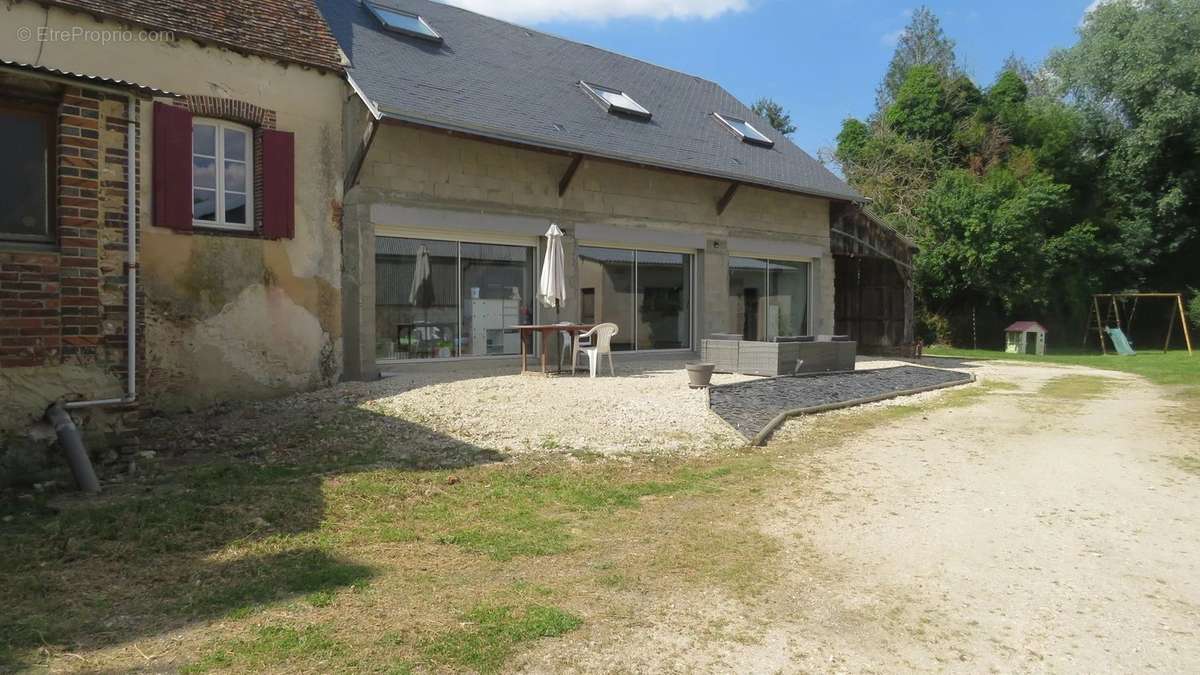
[729,256,811,340]
[577,247,635,351]
[376,237,460,359]
[375,236,535,360]
[577,246,692,351]
[637,251,691,349]
[767,259,810,338]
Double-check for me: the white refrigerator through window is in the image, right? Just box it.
[469,298,521,355]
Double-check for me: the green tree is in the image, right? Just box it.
[834,119,946,231]
[750,98,796,135]
[1048,0,1200,292]
[877,6,959,109]
[1000,54,1055,99]
[884,65,954,140]
[916,167,1070,313]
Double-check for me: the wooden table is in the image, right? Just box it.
[510,324,596,374]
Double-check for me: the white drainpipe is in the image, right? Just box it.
[62,93,138,410]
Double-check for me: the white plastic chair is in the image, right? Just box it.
[572,323,619,377]
[555,322,574,370]
[556,322,595,372]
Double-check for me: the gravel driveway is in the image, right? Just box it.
[518,359,1200,672]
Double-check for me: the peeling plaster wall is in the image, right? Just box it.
[2,2,347,413]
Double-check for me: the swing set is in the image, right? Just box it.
[1084,292,1193,356]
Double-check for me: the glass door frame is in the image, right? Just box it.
[374,225,540,364]
[728,252,815,340]
[575,242,697,352]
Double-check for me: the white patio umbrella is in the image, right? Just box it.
[538,224,568,369]
[538,224,567,314]
[409,244,435,351]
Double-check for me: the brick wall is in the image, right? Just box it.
[0,252,61,366]
[0,77,140,423]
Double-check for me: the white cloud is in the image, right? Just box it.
[880,28,904,47]
[439,0,749,23]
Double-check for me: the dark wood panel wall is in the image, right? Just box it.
[830,203,916,352]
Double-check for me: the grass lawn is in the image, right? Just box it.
[0,374,998,674]
[924,347,1199,388]
[3,381,848,675]
[1,355,1186,672]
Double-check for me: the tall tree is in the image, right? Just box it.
[885,65,955,140]
[1048,0,1200,291]
[877,6,959,109]
[999,54,1055,99]
[750,98,796,135]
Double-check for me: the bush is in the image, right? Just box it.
[1188,292,1200,329]
[916,310,953,346]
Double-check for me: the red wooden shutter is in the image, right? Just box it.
[152,102,193,232]
[261,129,295,240]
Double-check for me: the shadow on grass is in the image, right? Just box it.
[0,403,505,670]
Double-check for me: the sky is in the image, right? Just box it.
[441,0,1097,160]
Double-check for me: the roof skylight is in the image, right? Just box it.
[714,113,774,147]
[580,81,651,119]
[366,2,442,42]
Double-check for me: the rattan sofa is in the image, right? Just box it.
[700,335,856,376]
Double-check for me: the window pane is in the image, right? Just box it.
[192,156,216,189]
[371,5,440,39]
[224,128,246,161]
[577,246,635,351]
[193,123,216,156]
[224,192,247,225]
[224,160,247,192]
[375,237,459,360]
[460,243,535,356]
[636,251,690,349]
[718,114,772,145]
[0,111,49,239]
[193,188,217,221]
[767,260,810,338]
[729,256,768,341]
[585,82,650,116]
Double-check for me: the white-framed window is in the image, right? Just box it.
[192,119,253,230]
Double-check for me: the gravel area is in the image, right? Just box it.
[709,365,972,439]
[135,358,758,460]
[363,360,756,455]
[134,359,971,463]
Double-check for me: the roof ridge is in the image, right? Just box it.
[395,0,714,84]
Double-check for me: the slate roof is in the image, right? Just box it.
[317,0,862,201]
[43,0,344,72]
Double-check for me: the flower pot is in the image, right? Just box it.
[686,362,716,389]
